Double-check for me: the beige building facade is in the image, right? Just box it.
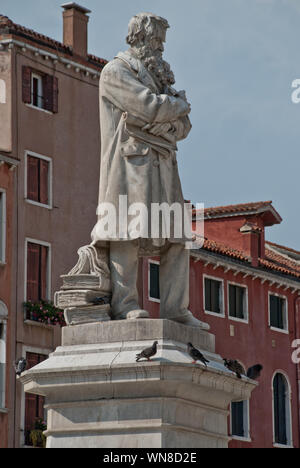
[0,4,106,447]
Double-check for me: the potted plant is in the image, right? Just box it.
[29,418,47,448]
[24,300,66,326]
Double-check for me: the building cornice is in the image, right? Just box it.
[191,249,300,294]
[0,153,20,171]
[0,38,102,79]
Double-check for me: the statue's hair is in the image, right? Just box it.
[126,12,170,46]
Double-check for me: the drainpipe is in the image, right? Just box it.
[294,296,300,446]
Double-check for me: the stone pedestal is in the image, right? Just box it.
[21,319,257,448]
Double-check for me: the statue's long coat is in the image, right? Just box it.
[91,49,192,246]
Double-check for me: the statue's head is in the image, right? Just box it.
[126,13,169,56]
[126,13,175,88]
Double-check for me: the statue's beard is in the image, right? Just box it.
[133,45,175,91]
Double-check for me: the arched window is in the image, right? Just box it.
[230,362,250,440]
[273,372,292,446]
[0,301,8,409]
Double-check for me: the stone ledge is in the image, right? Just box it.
[20,319,258,448]
[62,318,215,353]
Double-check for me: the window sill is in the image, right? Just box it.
[0,407,9,414]
[0,261,6,266]
[231,435,252,443]
[25,199,52,210]
[24,320,55,330]
[269,326,289,335]
[229,316,249,324]
[25,103,53,115]
[204,310,225,318]
[273,443,293,449]
[148,297,160,303]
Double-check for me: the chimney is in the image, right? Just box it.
[61,3,91,57]
[240,222,264,267]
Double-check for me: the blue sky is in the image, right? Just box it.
[2,0,300,249]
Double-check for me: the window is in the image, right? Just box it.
[231,400,250,440]
[31,73,44,109]
[230,362,250,440]
[269,294,288,331]
[24,352,47,446]
[26,153,52,208]
[149,261,160,301]
[273,373,292,447]
[22,66,58,113]
[228,284,248,321]
[204,277,224,316]
[0,301,8,409]
[0,190,6,263]
[26,241,50,319]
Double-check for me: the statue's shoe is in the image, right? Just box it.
[170,310,210,330]
[125,309,150,320]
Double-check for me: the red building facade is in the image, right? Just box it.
[142,201,300,448]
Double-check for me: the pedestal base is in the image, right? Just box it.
[21,320,257,448]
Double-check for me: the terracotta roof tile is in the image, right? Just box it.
[263,248,300,277]
[203,200,273,217]
[198,238,300,281]
[259,257,300,279]
[202,239,250,262]
[266,241,300,258]
[0,14,107,69]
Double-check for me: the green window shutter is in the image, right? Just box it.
[232,401,244,437]
[236,286,245,319]
[150,263,160,300]
[270,296,284,329]
[205,278,211,311]
[229,285,236,317]
[273,374,287,445]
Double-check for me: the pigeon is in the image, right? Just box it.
[136,341,158,362]
[247,364,263,380]
[187,342,209,367]
[14,358,27,376]
[223,359,244,379]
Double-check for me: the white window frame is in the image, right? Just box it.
[20,345,51,448]
[230,400,251,442]
[271,371,293,448]
[0,189,6,264]
[24,238,52,304]
[148,260,160,303]
[203,274,225,318]
[31,72,43,109]
[227,281,249,324]
[24,150,53,210]
[230,360,251,442]
[0,301,8,410]
[268,292,289,334]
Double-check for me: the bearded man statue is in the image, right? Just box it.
[91,12,205,328]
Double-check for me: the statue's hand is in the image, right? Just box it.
[144,122,173,136]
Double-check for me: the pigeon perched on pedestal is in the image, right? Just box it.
[223,359,244,379]
[136,341,158,362]
[247,364,263,380]
[187,342,209,366]
[14,357,27,376]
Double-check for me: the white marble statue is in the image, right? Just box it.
[90,12,204,327]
